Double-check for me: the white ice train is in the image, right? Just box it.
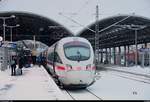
[46,37,96,89]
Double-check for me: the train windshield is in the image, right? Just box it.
[64,42,90,61]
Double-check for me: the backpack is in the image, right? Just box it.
[11,60,15,65]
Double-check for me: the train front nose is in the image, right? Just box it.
[61,65,96,87]
[67,71,93,84]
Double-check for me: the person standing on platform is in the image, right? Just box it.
[37,53,42,67]
[42,55,46,67]
[31,50,37,65]
[18,56,24,75]
[10,56,17,76]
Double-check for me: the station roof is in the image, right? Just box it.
[0,12,73,46]
[78,15,150,49]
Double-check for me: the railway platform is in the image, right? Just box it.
[0,65,68,100]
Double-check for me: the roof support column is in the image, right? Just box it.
[127,45,130,67]
[113,47,116,65]
[145,43,147,48]
[105,48,108,64]
[109,48,111,64]
[149,52,150,67]
[144,43,149,66]
[144,43,148,67]
[100,49,103,63]
[141,51,145,67]
[98,47,100,64]
[118,46,121,65]
[124,46,127,66]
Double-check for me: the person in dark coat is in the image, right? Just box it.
[42,56,47,66]
[10,56,17,76]
[32,55,36,65]
[18,56,24,75]
[37,54,42,67]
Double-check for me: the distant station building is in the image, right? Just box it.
[0,41,17,71]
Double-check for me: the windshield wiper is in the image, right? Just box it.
[77,51,81,62]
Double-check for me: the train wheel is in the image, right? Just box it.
[57,80,64,89]
[53,76,63,89]
[53,77,59,84]
[59,84,64,89]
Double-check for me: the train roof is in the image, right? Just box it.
[49,37,91,48]
[59,37,90,44]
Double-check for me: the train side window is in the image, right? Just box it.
[48,52,54,61]
[48,53,51,61]
[54,52,62,64]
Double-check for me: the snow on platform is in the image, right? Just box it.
[0,66,68,100]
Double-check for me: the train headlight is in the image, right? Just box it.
[66,64,72,70]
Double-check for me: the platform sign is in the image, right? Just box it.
[0,36,2,41]
[0,36,3,47]
[139,48,150,52]
[11,43,17,48]
[8,42,17,49]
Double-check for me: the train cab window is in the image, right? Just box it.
[64,42,90,61]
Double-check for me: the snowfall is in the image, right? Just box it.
[0,64,150,100]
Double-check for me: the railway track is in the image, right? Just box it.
[62,88,102,100]
[44,66,101,100]
[109,71,150,84]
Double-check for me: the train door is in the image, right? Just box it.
[53,44,57,73]
[53,44,64,74]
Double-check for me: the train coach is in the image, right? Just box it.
[46,37,96,89]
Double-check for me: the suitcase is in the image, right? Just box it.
[16,68,22,75]
[25,64,31,68]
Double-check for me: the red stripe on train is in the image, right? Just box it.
[56,66,65,70]
[92,66,96,70]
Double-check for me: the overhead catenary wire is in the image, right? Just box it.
[71,0,91,19]
[98,15,133,33]
[59,12,96,33]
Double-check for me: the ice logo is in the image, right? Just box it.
[132,91,137,95]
